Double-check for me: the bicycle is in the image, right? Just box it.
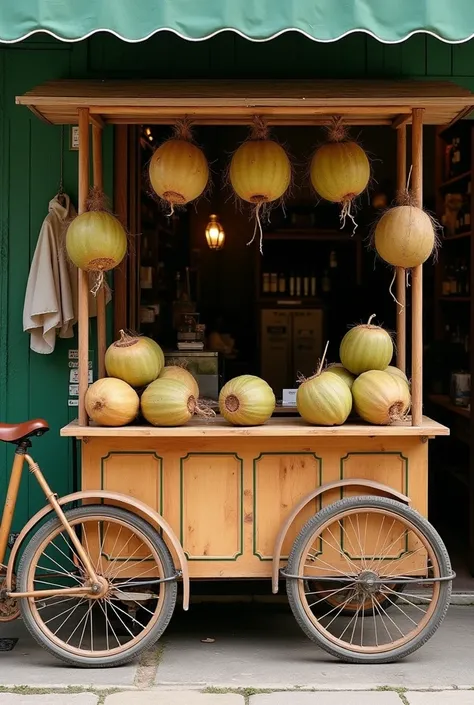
[0,419,179,668]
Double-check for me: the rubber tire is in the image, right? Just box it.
[286,495,452,664]
[17,504,178,668]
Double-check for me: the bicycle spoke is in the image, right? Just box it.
[105,599,136,639]
[53,599,87,637]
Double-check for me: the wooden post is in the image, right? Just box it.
[93,125,106,379]
[78,108,90,426]
[396,124,407,373]
[113,126,128,337]
[411,108,424,426]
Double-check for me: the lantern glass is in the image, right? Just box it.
[205,214,225,250]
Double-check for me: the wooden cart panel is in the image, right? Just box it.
[81,434,429,579]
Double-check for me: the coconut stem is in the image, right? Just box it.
[328,116,347,143]
[317,341,330,376]
[172,118,194,143]
[85,186,108,213]
[250,115,269,141]
[367,314,377,326]
[115,329,138,347]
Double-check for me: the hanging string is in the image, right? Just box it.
[406,164,413,193]
[389,269,404,312]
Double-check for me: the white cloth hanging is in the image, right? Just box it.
[23,194,111,354]
[23,194,77,354]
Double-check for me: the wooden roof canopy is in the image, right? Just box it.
[16,78,474,127]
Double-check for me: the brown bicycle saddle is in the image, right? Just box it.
[0,419,49,443]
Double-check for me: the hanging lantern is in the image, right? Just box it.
[205,214,225,250]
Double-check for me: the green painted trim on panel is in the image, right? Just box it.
[253,452,323,561]
[339,451,409,561]
[180,452,244,561]
[99,450,163,562]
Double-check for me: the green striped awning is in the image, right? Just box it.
[2,0,474,44]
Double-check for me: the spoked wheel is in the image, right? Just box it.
[286,496,452,664]
[17,505,178,667]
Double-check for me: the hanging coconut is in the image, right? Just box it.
[340,315,393,375]
[229,116,291,254]
[310,117,370,231]
[219,375,275,426]
[374,204,436,269]
[66,187,127,292]
[149,119,209,214]
[105,330,164,388]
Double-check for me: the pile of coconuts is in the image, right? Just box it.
[297,315,411,426]
[85,330,211,427]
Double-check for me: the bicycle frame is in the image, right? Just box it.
[0,445,99,599]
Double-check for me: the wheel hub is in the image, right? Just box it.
[356,570,381,595]
[86,575,109,600]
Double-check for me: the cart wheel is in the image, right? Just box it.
[286,495,452,664]
[304,578,405,616]
[17,505,178,668]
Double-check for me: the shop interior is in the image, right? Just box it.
[131,121,471,582]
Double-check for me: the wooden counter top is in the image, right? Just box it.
[61,415,449,439]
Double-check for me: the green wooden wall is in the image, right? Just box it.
[1,31,474,533]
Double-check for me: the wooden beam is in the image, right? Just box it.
[396,125,407,374]
[114,125,128,337]
[89,113,105,130]
[392,114,411,130]
[78,108,90,427]
[411,108,424,426]
[27,105,53,125]
[93,124,107,380]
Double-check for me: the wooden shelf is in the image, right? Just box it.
[440,170,472,189]
[438,296,471,302]
[442,231,472,241]
[61,416,449,439]
[428,394,470,420]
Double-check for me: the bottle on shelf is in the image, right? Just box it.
[303,273,309,297]
[270,272,278,294]
[262,272,270,294]
[289,271,295,296]
[278,272,286,294]
[295,273,302,297]
[310,272,317,298]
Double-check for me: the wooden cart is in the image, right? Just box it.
[14,79,474,665]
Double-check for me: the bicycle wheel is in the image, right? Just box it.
[286,496,452,664]
[17,505,178,667]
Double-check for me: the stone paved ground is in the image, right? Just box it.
[0,604,473,702]
[2,691,474,704]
